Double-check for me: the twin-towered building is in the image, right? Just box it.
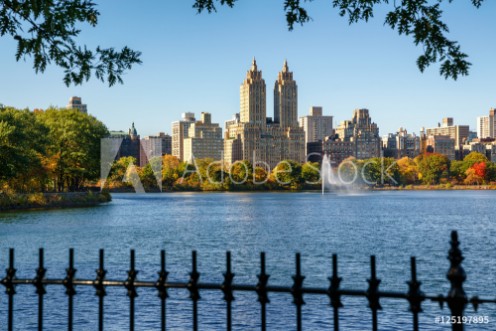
[224,59,306,167]
[170,58,385,167]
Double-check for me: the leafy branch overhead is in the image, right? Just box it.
[194,0,486,80]
[0,0,141,86]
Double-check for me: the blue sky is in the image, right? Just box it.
[1,0,495,136]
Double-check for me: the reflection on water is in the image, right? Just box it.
[0,191,495,330]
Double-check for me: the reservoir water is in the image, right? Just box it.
[0,191,495,330]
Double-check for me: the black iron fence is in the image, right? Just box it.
[1,230,495,331]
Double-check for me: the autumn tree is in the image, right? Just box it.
[464,162,486,185]
[396,157,419,185]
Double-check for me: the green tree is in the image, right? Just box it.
[0,0,141,86]
[449,160,465,183]
[301,161,320,184]
[415,153,450,185]
[194,0,486,79]
[271,160,303,190]
[0,106,49,192]
[36,108,109,191]
[106,156,137,189]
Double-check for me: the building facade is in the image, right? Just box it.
[298,106,333,156]
[224,59,305,168]
[108,122,141,164]
[183,112,223,161]
[324,109,381,165]
[172,112,196,161]
[477,116,490,139]
[425,135,456,160]
[140,132,172,167]
[425,118,469,148]
[66,96,87,114]
[382,128,420,159]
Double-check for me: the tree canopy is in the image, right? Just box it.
[0,1,486,84]
[0,0,141,86]
[194,0,486,80]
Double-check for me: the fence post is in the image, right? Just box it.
[328,254,342,331]
[33,248,47,331]
[256,252,270,331]
[156,250,168,331]
[63,248,77,331]
[222,251,235,331]
[447,231,467,331]
[1,248,17,331]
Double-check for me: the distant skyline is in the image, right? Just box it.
[1,1,495,136]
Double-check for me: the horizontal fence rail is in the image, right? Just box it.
[1,231,495,331]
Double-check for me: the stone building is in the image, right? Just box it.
[324,109,381,165]
[382,128,420,159]
[224,59,305,168]
[108,122,141,164]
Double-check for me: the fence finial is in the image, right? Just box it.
[447,230,467,331]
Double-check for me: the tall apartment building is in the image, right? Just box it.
[172,112,196,161]
[490,108,496,138]
[224,59,305,168]
[298,106,333,156]
[477,108,496,139]
[324,109,381,164]
[477,116,490,139]
[425,118,469,148]
[382,128,420,159]
[425,135,455,160]
[66,96,87,114]
[183,112,223,161]
[140,132,172,167]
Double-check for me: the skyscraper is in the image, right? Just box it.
[240,58,266,125]
[274,60,298,128]
[224,59,305,168]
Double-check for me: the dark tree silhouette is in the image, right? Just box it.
[0,0,141,86]
[193,0,487,80]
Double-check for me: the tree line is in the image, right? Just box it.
[0,105,108,193]
[105,152,496,192]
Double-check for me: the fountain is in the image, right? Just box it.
[321,153,337,194]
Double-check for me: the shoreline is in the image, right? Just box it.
[0,191,112,212]
[108,184,496,194]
